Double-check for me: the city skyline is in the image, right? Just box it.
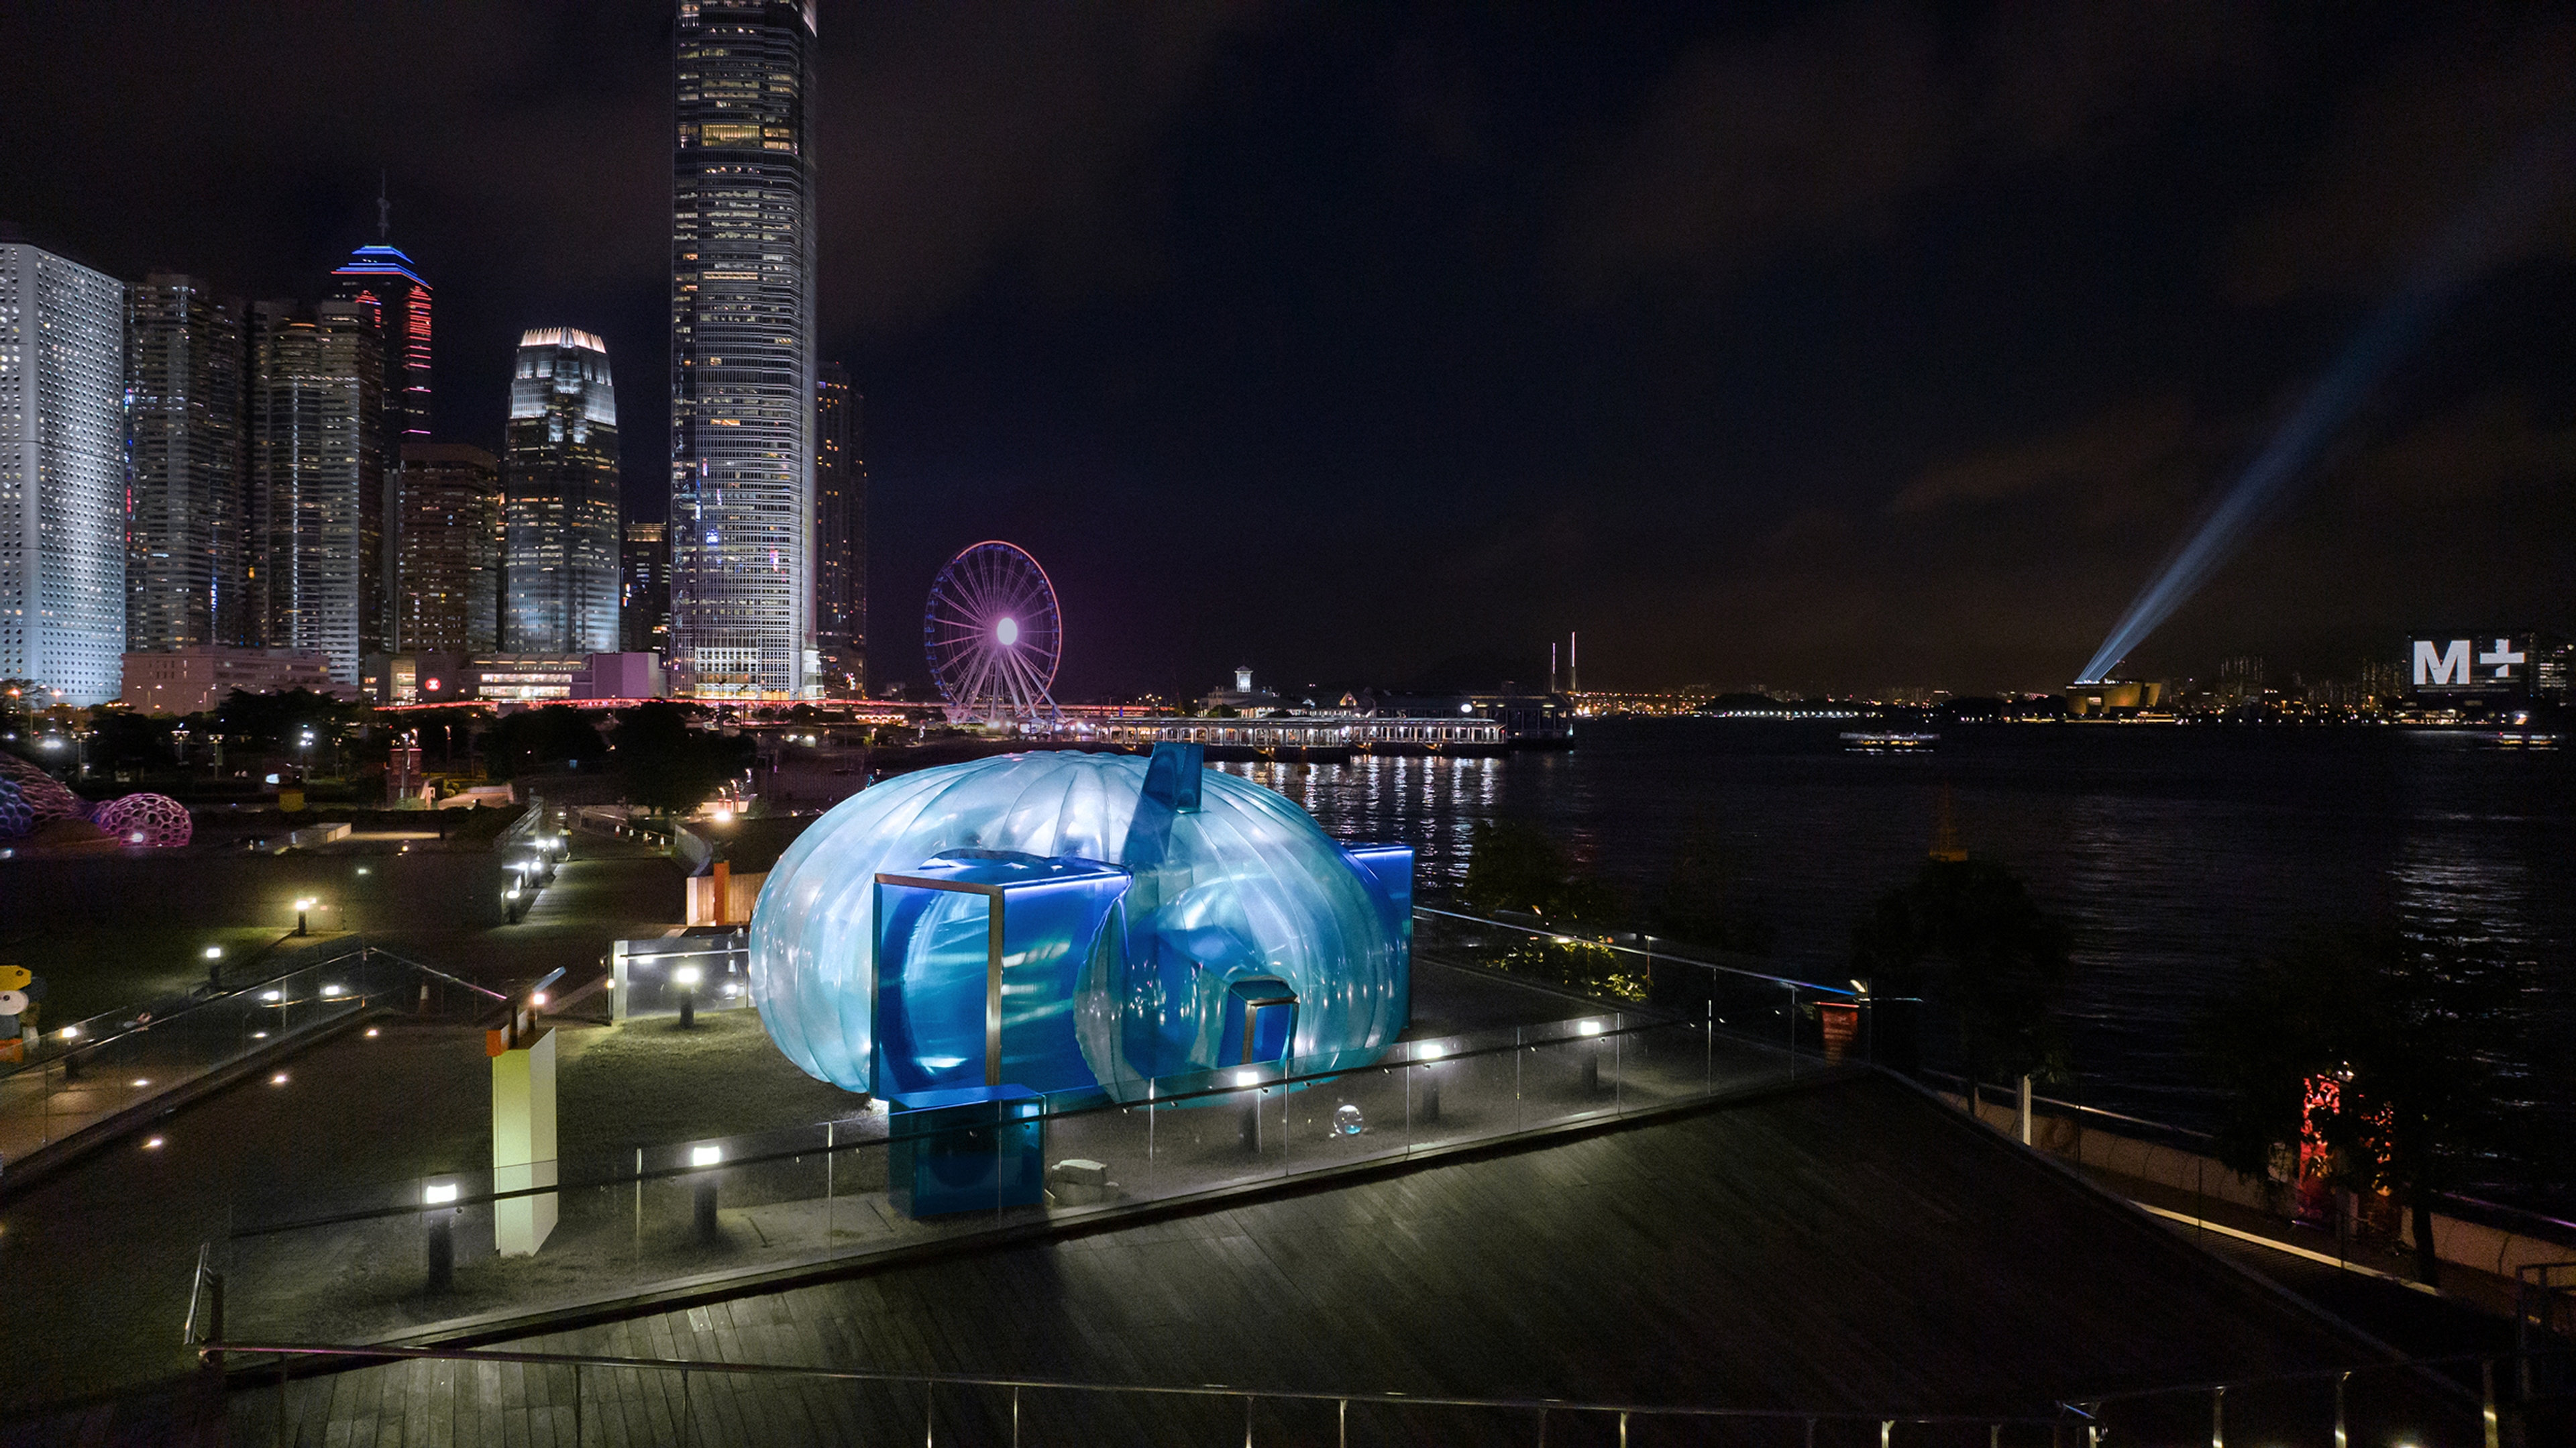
[0,5,2571,698]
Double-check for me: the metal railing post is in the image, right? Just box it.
[1013,1386,1021,1447]
[1338,1398,1347,1448]
[1788,983,1799,1078]
[2483,1359,2500,1448]
[2334,1371,2347,1448]
[573,1361,583,1446]
[2211,1384,2223,1448]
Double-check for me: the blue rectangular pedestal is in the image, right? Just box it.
[887,1084,1046,1219]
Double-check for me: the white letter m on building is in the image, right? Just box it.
[2414,639,2469,688]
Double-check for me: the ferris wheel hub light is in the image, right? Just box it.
[996,617,1018,645]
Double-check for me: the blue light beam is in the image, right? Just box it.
[2076,120,2576,685]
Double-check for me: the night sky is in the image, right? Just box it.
[3,2,2572,699]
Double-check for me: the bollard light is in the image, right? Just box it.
[293,896,319,936]
[204,946,223,960]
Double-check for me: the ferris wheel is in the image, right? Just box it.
[924,540,1062,723]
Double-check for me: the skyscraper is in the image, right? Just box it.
[669,0,819,697]
[0,234,126,705]
[814,363,864,694]
[504,328,621,655]
[125,274,248,653]
[331,241,429,656]
[250,300,381,684]
[621,520,669,654]
[390,442,501,655]
[330,241,431,442]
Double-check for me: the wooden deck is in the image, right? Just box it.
[176,1072,2455,1446]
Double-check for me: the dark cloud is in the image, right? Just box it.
[1566,0,2261,294]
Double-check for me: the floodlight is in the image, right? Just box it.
[423,1181,460,1205]
[689,1145,722,1168]
[1576,1019,1605,1037]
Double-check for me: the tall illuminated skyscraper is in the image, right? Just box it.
[125,273,247,652]
[621,520,669,654]
[331,240,431,442]
[0,233,126,705]
[504,329,621,656]
[669,0,819,697]
[814,363,863,694]
[250,300,381,684]
[390,442,500,655]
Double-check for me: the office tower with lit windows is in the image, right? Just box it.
[669,0,819,696]
[621,519,669,654]
[0,234,127,705]
[504,328,621,655]
[814,362,863,694]
[391,442,501,654]
[125,273,248,653]
[250,299,381,684]
[331,242,429,655]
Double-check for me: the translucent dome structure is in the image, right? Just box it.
[748,744,1412,1100]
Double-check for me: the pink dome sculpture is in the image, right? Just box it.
[0,780,32,839]
[91,793,193,847]
[0,754,83,823]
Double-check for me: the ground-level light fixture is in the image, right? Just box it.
[321,984,345,997]
[674,966,702,988]
[293,896,319,936]
[59,1025,78,1041]
[365,1027,380,1038]
[688,1145,723,1168]
[270,1072,289,1086]
[422,1181,460,1206]
[530,990,547,1007]
[260,990,282,1002]
[1576,1019,1605,1037]
[144,1137,164,1150]
[203,946,223,961]
[130,1078,150,1088]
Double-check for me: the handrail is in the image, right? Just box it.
[1414,905,1860,997]
[1919,1068,2214,1139]
[181,1243,213,1345]
[1,938,376,1077]
[2071,1343,2572,1405]
[355,944,509,1002]
[225,1007,1731,1238]
[201,1340,2063,1429]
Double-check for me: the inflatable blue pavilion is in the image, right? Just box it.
[746,743,1413,1104]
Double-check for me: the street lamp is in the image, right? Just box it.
[674,964,702,1029]
[294,896,318,937]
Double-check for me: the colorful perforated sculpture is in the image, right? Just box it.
[0,753,85,823]
[92,792,195,847]
[749,744,1412,1101]
[0,780,32,840]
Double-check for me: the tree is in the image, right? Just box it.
[89,708,175,771]
[1653,825,1776,957]
[2200,923,2510,1286]
[1850,856,2072,1083]
[1461,819,1618,927]
[610,702,752,817]
[482,706,606,780]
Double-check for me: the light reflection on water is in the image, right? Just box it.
[1215,721,2575,1166]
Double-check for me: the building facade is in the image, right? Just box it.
[621,519,669,654]
[390,441,501,654]
[121,645,337,716]
[814,362,864,695]
[0,237,127,705]
[125,274,248,653]
[329,244,431,443]
[504,329,621,655]
[250,300,381,684]
[669,0,820,697]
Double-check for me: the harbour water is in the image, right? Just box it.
[1216,719,2575,1200]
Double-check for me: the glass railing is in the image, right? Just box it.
[205,1000,1841,1347]
[0,945,504,1187]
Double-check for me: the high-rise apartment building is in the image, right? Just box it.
[0,234,127,705]
[390,442,501,654]
[504,329,621,655]
[621,520,670,654]
[125,274,248,653]
[250,300,381,684]
[669,0,820,697]
[814,363,863,695]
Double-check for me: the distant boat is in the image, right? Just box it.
[1839,731,1938,753]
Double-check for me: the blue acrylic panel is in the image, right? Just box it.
[748,744,1413,1100]
[887,1084,1046,1217]
[1216,978,1299,1068]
